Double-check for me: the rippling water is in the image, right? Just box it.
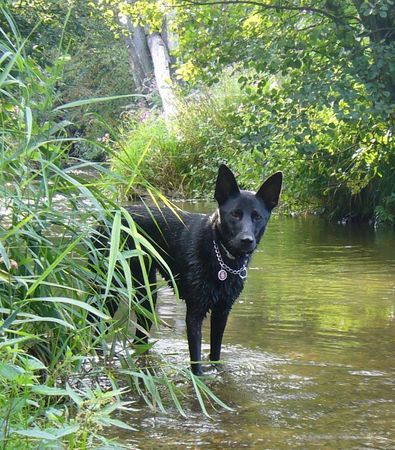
[115,210,395,449]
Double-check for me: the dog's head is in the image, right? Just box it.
[214,164,283,257]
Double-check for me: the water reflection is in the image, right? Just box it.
[116,214,395,449]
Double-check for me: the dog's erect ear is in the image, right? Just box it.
[215,164,240,206]
[255,171,283,210]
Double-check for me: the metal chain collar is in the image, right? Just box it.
[213,240,248,281]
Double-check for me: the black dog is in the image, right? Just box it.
[101,165,282,375]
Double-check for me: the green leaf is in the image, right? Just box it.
[25,106,32,146]
[50,424,80,438]
[24,356,46,371]
[0,309,18,332]
[13,316,75,330]
[2,214,34,240]
[53,94,144,111]
[0,336,36,349]
[26,234,86,296]
[31,385,67,396]
[0,52,19,88]
[190,372,209,417]
[96,417,137,431]
[14,429,57,440]
[66,383,83,407]
[0,308,75,330]
[0,241,11,270]
[29,297,110,320]
[0,50,12,65]
[163,376,186,417]
[104,211,122,298]
[0,362,24,381]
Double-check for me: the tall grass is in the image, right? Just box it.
[110,73,256,199]
[110,116,186,198]
[0,8,227,448]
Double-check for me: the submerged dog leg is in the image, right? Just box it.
[209,306,229,365]
[186,308,204,375]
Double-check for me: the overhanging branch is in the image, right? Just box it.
[173,0,357,24]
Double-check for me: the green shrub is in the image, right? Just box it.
[110,115,185,197]
[61,40,134,161]
[6,0,135,161]
[111,68,394,224]
[235,71,395,222]
[172,73,249,196]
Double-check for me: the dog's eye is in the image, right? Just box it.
[252,211,262,221]
[231,209,242,219]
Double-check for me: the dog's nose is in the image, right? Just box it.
[240,235,254,246]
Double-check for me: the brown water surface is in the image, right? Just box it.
[116,208,395,449]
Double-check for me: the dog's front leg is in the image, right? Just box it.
[209,305,230,367]
[186,308,204,376]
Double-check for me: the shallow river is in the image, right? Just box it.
[115,208,395,449]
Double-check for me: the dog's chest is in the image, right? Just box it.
[170,217,248,312]
[182,266,245,312]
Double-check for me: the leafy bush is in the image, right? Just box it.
[170,0,395,223]
[236,70,395,222]
[61,39,134,161]
[110,115,186,197]
[172,73,250,196]
[6,0,136,161]
[112,68,395,224]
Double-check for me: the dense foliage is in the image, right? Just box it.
[5,0,394,223]
[4,0,134,160]
[153,0,395,223]
[0,8,224,447]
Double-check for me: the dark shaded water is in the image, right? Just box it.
[116,208,395,449]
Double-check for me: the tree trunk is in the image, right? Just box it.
[125,19,153,94]
[147,31,178,119]
[124,8,178,120]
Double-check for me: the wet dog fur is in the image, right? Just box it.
[99,165,282,375]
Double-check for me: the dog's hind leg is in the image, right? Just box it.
[209,305,230,366]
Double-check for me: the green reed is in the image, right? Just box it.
[0,7,227,449]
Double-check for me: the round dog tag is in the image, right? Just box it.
[218,269,228,281]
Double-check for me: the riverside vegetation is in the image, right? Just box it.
[109,0,394,225]
[0,8,227,449]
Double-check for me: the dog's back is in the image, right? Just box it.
[125,205,207,286]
